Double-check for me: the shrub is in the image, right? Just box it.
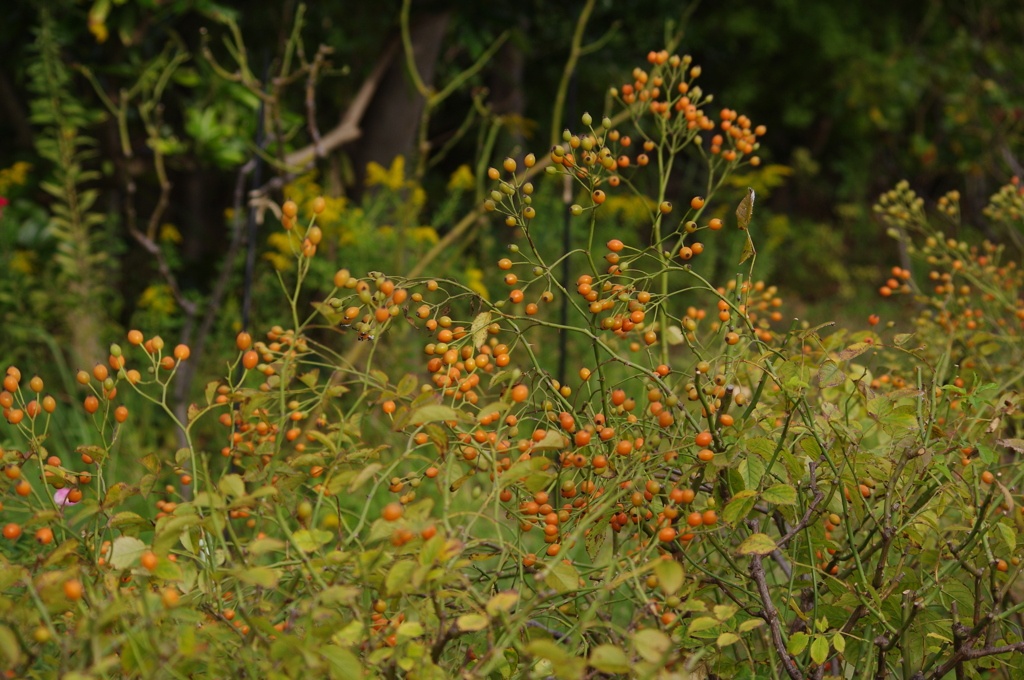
[2,49,1023,680]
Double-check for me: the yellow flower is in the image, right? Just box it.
[262,252,292,271]
[447,165,475,192]
[0,162,32,193]
[465,267,489,301]
[159,224,183,244]
[365,156,407,191]
[137,284,176,315]
[10,250,36,274]
[409,226,439,245]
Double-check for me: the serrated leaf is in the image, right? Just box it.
[762,484,797,505]
[655,559,684,595]
[810,635,829,665]
[838,342,872,361]
[723,492,757,524]
[456,614,489,632]
[818,360,846,388]
[736,533,778,555]
[787,632,809,655]
[109,536,147,570]
[717,632,741,647]
[589,645,631,673]
[471,311,492,349]
[833,632,846,653]
[633,629,671,662]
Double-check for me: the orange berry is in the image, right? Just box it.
[63,579,83,601]
[382,503,403,522]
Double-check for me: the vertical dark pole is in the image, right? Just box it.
[557,73,578,388]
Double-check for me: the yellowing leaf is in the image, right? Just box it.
[655,559,684,595]
[589,645,631,673]
[633,629,671,661]
[109,536,147,570]
[717,632,741,647]
[736,533,778,555]
[456,614,489,632]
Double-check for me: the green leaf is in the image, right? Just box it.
[737,455,766,490]
[762,484,798,505]
[544,560,579,594]
[456,614,489,632]
[589,645,631,673]
[322,645,363,680]
[151,558,182,581]
[532,430,569,450]
[810,635,829,665]
[655,559,684,595]
[109,511,148,528]
[217,474,245,498]
[292,529,333,553]
[386,561,417,596]
[409,404,468,425]
[42,539,80,568]
[717,632,741,647]
[818,360,846,388]
[109,536,147,570]
[235,566,279,589]
[787,632,809,655]
[688,616,721,634]
[723,491,758,524]
[893,333,914,346]
[633,628,671,662]
[833,632,846,653]
[995,522,1016,552]
[0,625,21,666]
[527,639,568,663]
[736,533,778,555]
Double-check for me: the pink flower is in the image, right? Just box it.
[0,196,8,218]
[55,487,79,506]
